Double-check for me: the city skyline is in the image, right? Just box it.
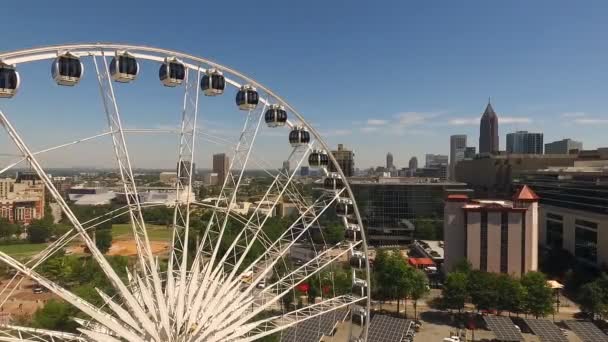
[1,2,608,169]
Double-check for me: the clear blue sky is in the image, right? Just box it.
[1,1,608,169]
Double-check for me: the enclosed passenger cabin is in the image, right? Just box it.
[52,52,83,86]
[265,104,287,128]
[349,251,367,269]
[308,150,329,168]
[0,62,19,98]
[352,278,368,298]
[201,68,225,96]
[352,305,367,325]
[335,199,353,218]
[323,175,344,191]
[109,51,139,83]
[159,57,186,87]
[236,84,259,110]
[288,126,310,147]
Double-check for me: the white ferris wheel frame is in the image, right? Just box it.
[0,43,372,342]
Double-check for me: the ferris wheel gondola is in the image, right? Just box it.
[201,68,225,96]
[159,57,186,87]
[236,84,259,110]
[109,51,139,83]
[0,62,19,98]
[52,52,83,86]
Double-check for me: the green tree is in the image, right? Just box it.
[496,274,525,314]
[452,259,473,274]
[410,269,430,319]
[32,299,78,332]
[578,274,608,319]
[27,219,51,243]
[468,271,499,311]
[0,217,19,239]
[442,272,468,312]
[373,249,411,315]
[521,272,554,318]
[95,229,112,254]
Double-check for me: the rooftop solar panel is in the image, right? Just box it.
[367,314,412,342]
[523,318,568,342]
[483,316,522,342]
[280,309,347,342]
[564,320,608,342]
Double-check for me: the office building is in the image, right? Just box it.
[350,177,469,246]
[516,160,608,266]
[443,186,539,277]
[203,173,219,186]
[506,131,544,154]
[213,153,230,184]
[450,135,467,180]
[0,173,45,225]
[415,165,448,180]
[300,166,310,177]
[409,157,418,170]
[455,153,577,197]
[328,144,354,177]
[464,147,476,160]
[425,154,448,168]
[479,101,499,155]
[386,152,394,170]
[545,138,583,154]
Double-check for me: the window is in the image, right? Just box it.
[480,211,488,272]
[546,219,564,249]
[575,219,598,230]
[575,219,598,263]
[547,213,563,221]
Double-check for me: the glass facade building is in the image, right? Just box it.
[350,180,470,246]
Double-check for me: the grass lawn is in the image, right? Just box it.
[112,224,173,241]
[0,243,48,259]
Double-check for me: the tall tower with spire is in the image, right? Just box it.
[479,98,499,155]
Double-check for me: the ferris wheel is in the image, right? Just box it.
[0,44,371,341]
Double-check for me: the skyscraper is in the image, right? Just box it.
[506,131,543,154]
[408,157,418,176]
[479,100,499,155]
[449,135,467,180]
[212,153,230,184]
[328,144,354,177]
[386,152,394,170]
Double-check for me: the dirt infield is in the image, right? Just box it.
[67,239,170,256]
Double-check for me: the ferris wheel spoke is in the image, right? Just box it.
[92,54,172,334]
[185,190,342,337]
[195,100,267,297]
[0,249,146,341]
[166,67,201,325]
[0,325,87,341]
[190,143,315,329]
[211,143,313,284]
